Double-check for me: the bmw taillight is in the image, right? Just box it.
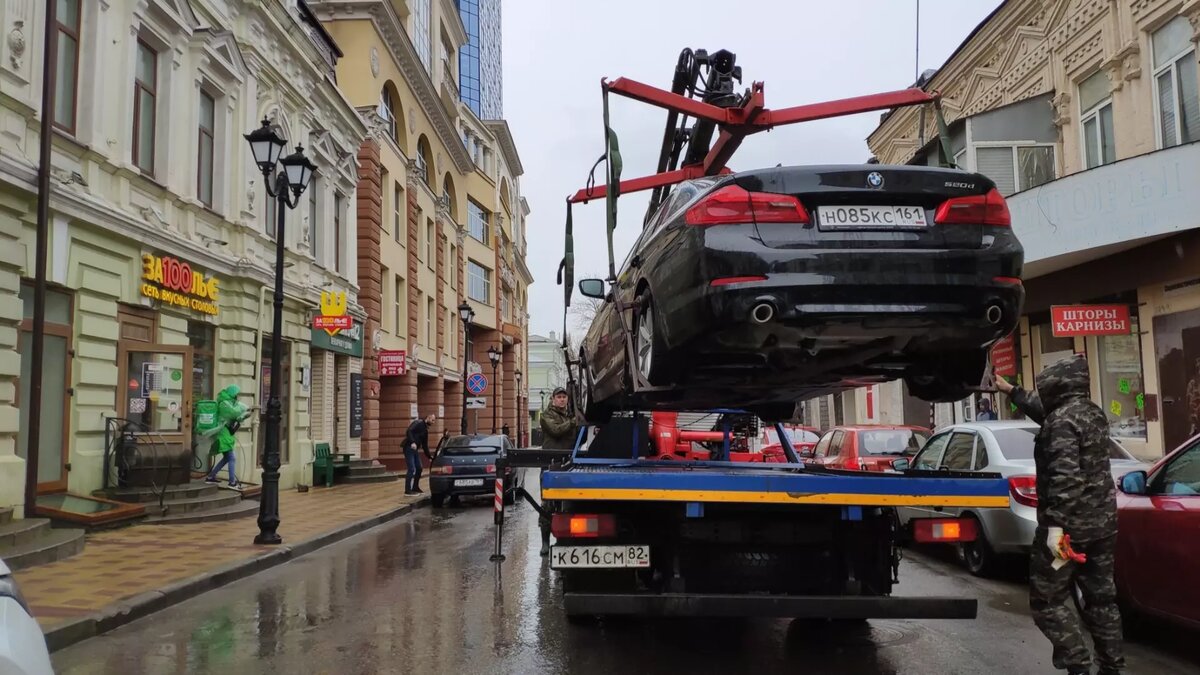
[934,187,1011,227]
[1008,475,1038,507]
[685,185,810,226]
[486,464,497,474]
[551,513,617,538]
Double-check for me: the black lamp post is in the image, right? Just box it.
[488,345,501,433]
[514,369,523,446]
[458,301,474,434]
[244,118,316,546]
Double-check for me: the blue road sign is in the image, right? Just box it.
[466,372,488,396]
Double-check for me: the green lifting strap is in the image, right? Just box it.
[561,199,575,343]
[933,99,956,169]
[602,83,623,281]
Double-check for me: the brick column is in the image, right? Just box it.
[502,344,517,439]
[472,328,503,434]
[354,139,383,459]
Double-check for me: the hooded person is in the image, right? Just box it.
[996,355,1124,675]
[540,387,578,450]
[206,384,252,487]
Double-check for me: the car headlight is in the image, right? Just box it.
[0,574,31,615]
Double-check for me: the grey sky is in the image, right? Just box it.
[503,0,1003,339]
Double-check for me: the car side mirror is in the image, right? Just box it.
[1120,470,1148,495]
[578,278,606,299]
[892,458,910,471]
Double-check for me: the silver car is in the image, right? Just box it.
[897,421,1148,577]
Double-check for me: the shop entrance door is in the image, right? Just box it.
[17,285,73,493]
[117,345,194,484]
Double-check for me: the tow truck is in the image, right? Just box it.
[492,48,1011,622]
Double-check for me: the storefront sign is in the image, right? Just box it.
[1051,305,1131,337]
[140,253,220,316]
[311,319,363,357]
[314,291,353,335]
[991,333,1017,377]
[349,373,363,438]
[379,350,407,376]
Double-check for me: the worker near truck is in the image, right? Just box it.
[536,387,578,556]
[995,355,1124,675]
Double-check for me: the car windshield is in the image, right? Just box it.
[858,430,929,455]
[765,428,821,445]
[993,428,1133,460]
[440,437,502,455]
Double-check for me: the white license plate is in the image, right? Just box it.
[551,545,651,569]
[454,478,484,487]
[818,205,927,229]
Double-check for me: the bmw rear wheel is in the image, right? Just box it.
[632,294,669,387]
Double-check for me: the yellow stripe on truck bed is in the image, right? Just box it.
[540,487,1010,509]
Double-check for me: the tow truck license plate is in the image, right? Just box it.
[454,478,484,487]
[818,205,927,229]
[551,545,650,569]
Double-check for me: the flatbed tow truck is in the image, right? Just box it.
[490,48,1013,622]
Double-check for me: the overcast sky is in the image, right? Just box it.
[503,0,1003,339]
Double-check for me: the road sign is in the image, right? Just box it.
[466,397,486,409]
[466,372,488,395]
[468,361,483,375]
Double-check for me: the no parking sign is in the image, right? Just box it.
[467,372,488,395]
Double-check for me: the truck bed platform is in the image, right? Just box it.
[564,592,978,619]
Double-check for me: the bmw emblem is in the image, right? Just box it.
[866,171,884,189]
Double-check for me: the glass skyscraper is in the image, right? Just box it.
[459,0,502,119]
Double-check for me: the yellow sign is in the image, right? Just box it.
[313,291,352,336]
[140,253,220,316]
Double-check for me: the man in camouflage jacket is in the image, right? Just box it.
[996,354,1124,675]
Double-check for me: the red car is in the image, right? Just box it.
[1116,433,1200,631]
[759,425,822,460]
[809,425,931,472]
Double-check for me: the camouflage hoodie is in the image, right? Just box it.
[1011,354,1117,543]
[540,404,578,450]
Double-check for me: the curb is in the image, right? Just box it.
[43,495,430,653]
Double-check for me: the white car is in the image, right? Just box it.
[898,421,1148,577]
[0,558,54,675]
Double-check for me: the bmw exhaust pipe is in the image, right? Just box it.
[751,302,776,324]
[985,303,1004,325]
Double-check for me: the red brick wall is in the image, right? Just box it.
[354,140,382,459]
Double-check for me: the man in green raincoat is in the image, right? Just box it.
[205,384,252,487]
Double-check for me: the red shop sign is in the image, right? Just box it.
[379,349,407,377]
[991,333,1017,377]
[1050,305,1131,337]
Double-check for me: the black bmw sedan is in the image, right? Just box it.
[576,164,1024,423]
[429,434,524,508]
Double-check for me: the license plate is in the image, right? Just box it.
[818,205,927,229]
[454,478,484,487]
[551,545,651,569]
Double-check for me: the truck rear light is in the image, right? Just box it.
[551,513,616,538]
[686,185,809,226]
[1008,475,1038,507]
[912,518,977,543]
[710,275,768,287]
[429,466,452,475]
[934,187,1011,227]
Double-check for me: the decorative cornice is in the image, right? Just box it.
[482,119,525,177]
[309,0,473,174]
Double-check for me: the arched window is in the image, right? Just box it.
[416,135,433,187]
[378,86,397,140]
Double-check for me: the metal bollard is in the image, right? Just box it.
[490,473,506,562]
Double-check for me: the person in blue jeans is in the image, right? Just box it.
[403,413,435,495]
[206,384,251,487]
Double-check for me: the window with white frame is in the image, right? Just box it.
[379,87,397,142]
[1152,17,1200,148]
[411,0,432,72]
[53,0,82,133]
[309,176,320,260]
[468,199,490,244]
[197,90,215,206]
[425,219,435,269]
[393,183,405,244]
[974,145,1055,196]
[426,295,435,346]
[416,290,425,346]
[468,260,491,304]
[448,243,457,289]
[334,193,344,274]
[132,39,158,174]
[1079,70,1116,168]
[394,275,405,336]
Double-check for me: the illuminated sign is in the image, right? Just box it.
[313,291,353,336]
[140,253,219,315]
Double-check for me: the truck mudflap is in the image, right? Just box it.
[563,592,977,619]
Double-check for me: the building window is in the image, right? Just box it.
[468,199,489,244]
[53,0,82,132]
[379,168,390,238]
[500,292,510,322]
[416,136,433,187]
[334,194,344,273]
[468,260,491,304]
[394,183,404,244]
[440,35,455,84]
[1152,16,1200,148]
[1098,312,1145,440]
[416,291,425,345]
[394,275,405,335]
[132,40,158,174]
[426,295,435,346]
[1079,70,1116,169]
[459,0,482,116]
[974,145,1055,196]
[425,219,435,269]
[449,244,457,289]
[379,87,397,142]
[309,177,320,262]
[197,91,215,206]
[187,321,216,402]
[411,0,432,72]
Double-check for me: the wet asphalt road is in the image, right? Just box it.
[53,471,1200,675]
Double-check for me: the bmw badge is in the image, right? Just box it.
[866,171,884,189]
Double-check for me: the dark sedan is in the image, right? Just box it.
[429,434,524,508]
[576,164,1024,422]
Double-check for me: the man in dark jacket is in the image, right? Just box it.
[403,413,435,496]
[996,355,1124,675]
[540,387,578,450]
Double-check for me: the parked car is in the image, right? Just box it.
[429,434,525,508]
[1115,433,1200,631]
[575,164,1024,423]
[1,557,55,675]
[808,425,931,471]
[759,424,822,459]
[898,421,1148,576]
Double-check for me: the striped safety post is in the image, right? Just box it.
[489,470,506,562]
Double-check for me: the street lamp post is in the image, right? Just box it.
[244,119,316,546]
[514,369,523,446]
[458,301,474,435]
[488,346,501,434]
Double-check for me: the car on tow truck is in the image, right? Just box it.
[577,165,1024,424]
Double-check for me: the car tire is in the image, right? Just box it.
[431,493,446,508]
[904,350,988,403]
[631,292,671,387]
[579,350,613,424]
[958,516,997,577]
